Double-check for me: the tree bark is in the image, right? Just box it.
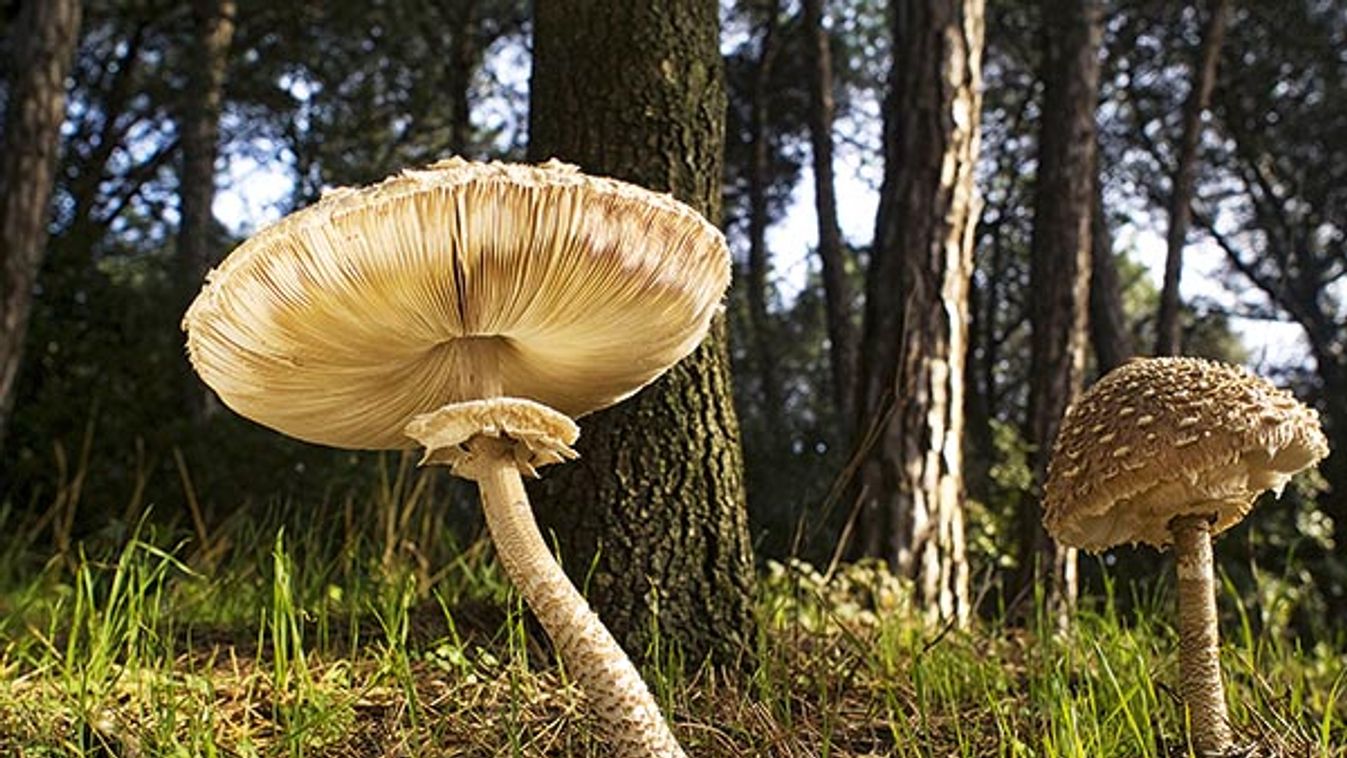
[803,0,858,442]
[1018,0,1102,616]
[854,0,982,625]
[443,0,477,156]
[745,0,786,442]
[0,0,83,451]
[527,0,756,666]
[1154,0,1230,357]
[963,214,1001,506]
[178,0,236,420]
[1088,173,1133,374]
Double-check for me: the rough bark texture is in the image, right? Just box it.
[1155,0,1230,357]
[1018,0,1102,615]
[1088,174,1133,374]
[469,440,685,757]
[1172,514,1235,755]
[854,0,982,625]
[745,1,786,440]
[527,0,756,666]
[803,0,858,441]
[0,0,82,450]
[178,0,236,419]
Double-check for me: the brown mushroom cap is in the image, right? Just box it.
[183,158,730,449]
[1044,356,1329,551]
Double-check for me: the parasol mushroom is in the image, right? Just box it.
[183,158,730,757]
[1043,356,1329,756]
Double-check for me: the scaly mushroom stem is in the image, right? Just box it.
[1171,513,1234,755]
[467,436,686,758]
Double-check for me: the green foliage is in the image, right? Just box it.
[965,421,1034,574]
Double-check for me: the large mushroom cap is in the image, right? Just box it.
[183,158,731,449]
[1044,356,1329,551]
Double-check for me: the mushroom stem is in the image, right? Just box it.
[1171,513,1234,755]
[468,436,686,758]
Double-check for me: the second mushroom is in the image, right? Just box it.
[1043,356,1329,756]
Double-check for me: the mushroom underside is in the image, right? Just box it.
[1054,454,1297,551]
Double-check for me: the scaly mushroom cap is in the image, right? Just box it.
[183,158,730,449]
[1044,356,1329,551]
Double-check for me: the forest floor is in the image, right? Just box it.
[0,502,1343,758]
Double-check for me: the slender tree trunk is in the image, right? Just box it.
[1307,347,1347,561]
[528,0,756,666]
[0,0,83,451]
[803,0,858,442]
[1018,0,1102,618]
[964,250,991,505]
[745,0,786,440]
[444,0,477,156]
[1154,0,1230,357]
[964,216,1004,506]
[854,0,982,626]
[1089,174,1133,373]
[178,0,236,420]
[1325,417,1347,563]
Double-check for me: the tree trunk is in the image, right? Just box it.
[527,0,756,666]
[854,0,982,626]
[178,0,237,420]
[1088,173,1133,374]
[803,0,858,443]
[1307,347,1347,562]
[1018,0,1102,617]
[745,0,786,442]
[1154,0,1230,357]
[444,0,477,156]
[0,0,83,451]
[964,214,1003,506]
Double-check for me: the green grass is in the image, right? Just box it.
[0,479,1343,756]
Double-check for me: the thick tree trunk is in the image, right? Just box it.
[1018,0,1102,617]
[803,0,858,442]
[1088,175,1133,374]
[527,0,755,666]
[745,1,786,441]
[1154,0,1230,357]
[854,0,982,625]
[178,0,236,420]
[0,0,83,451]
